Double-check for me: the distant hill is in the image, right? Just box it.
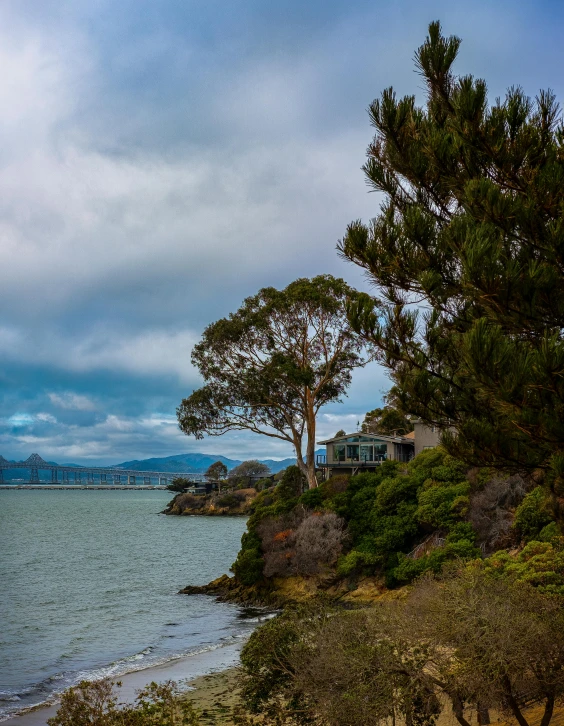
[0,451,325,480]
[112,452,324,475]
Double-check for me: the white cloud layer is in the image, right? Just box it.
[1,0,563,463]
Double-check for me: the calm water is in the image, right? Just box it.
[0,490,251,721]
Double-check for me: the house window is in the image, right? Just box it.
[333,444,345,462]
[374,444,387,460]
[346,444,359,461]
[360,444,373,462]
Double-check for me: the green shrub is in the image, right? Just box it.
[231,530,264,585]
[300,485,324,509]
[539,521,563,545]
[232,449,488,587]
[478,540,564,595]
[254,477,273,492]
[415,481,470,529]
[276,465,306,501]
[513,486,553,541]
[389,532,481,588]
[337,549,381,576]
[47,679,199,726]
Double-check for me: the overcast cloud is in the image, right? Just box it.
[1,0,562,464]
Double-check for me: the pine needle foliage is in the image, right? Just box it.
[339,21,564,497]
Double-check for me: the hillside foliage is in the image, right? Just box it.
[237,570,564,726]
[231,448,564,590]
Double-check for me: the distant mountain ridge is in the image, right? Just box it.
[0,451,325,479]
[112,451,324,475]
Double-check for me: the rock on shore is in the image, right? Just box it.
[179,572,395,606]
[163,488,257,516]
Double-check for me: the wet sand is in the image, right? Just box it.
[1,642,243,726]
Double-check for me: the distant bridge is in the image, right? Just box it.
[0,453,206,485]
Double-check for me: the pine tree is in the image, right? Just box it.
[339,22,564,495]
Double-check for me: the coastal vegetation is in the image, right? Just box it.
[226,449,564,597]
[361,388,414,436]
[48,19,564,726]
[188,20,564,724]
[235,568,564,726]
[339,21,564,490]
[164,487,257,516]
[47,680,199,726]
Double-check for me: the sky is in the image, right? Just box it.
[1,0,563,464]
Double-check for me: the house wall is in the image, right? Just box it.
[413,421,442,456]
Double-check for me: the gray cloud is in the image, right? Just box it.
[1,0,562,462]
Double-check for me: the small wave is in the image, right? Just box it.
[0,687,34,699]
[0,633,252,722]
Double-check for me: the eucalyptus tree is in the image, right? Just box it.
[340,22,564,492]
[204,460,228,483]
[177,275,368,488]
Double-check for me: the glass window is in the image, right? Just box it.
[360,445,373,462]
[374,444,387,460]
[333,444,346,462]
[347,444,359,460]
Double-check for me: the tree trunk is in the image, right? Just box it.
[540,693,555,726]
[477,703,490,726]
[304,390,318,488]
[502,677,530,726]
[450,692,473,726]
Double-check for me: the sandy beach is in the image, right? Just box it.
[1,642,244,726]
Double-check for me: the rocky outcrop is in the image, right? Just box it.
[179,572,398,607]
[163,488,257,516]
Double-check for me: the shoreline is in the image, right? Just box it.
[0,642,245,726]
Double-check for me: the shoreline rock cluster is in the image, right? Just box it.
[162,488,257,517]
[179,572,394,607]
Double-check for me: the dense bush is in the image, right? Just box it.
[390,524,481,588]
[172,493,206,512]
[258,510,346,577]
[232,530,264,585]
[513,486,554,541]
[232,449,560,588]
[329,449,478,583]
[254,477,273,492]
[477,540,564,595]
[468,474,528,553]
[215,490,249,508]
[47,679,199,726]
[238,569,564,726]
[230,466,307,585]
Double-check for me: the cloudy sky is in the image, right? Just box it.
[0,0,562,464]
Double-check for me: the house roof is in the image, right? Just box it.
[404,431,415,439]
[317,431,415,446]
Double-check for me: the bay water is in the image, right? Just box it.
[0,489,253,721]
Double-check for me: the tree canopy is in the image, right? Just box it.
[339,21,564,495]
[362,389,414,436]
[177,275,368,488]
[238,569,564,726]
[204,461,228,483]
[228,460,271,483]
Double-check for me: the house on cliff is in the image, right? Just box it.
[316,419,441,479]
